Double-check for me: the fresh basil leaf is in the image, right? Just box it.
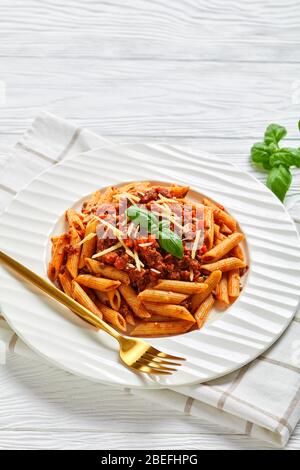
[251,142,272,170]
[269,148,300,168]
[159,219,171,231]
[126,205,183,257]
[266,165,292,202]
[264,123,287,146]
[298,120,300,132]
[159,228,183,259]
[126,205,159,233]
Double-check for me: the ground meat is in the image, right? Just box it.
[168,271,181,280]
[129,268,146,283]
[139,188,159,203]
[193,271,202,281]
[92,189,206,290]
[128,268,160,292]
[140,247,165,271]
[102,252,118,264]
[180,270,191,281]
[176,254,201,272]
[96,236,119,253]
[96,203,116,217]
[114,254,129,270]
[156,187,171,198]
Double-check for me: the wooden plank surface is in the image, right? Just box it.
[0,0,299,450]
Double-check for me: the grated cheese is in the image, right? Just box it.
[118,239,136,260]
[189,268,194,282]
[183,223,193,233]
[127,222,135,237]
[133,224,140,238]
[138,242,153,247]
[94,216,123,239]
[134,250,141,271]
[191,230,202,259]
[94,215,144,270]
[92,241,122,259]
[150,268,161,274]
[76,232,96,247]
[133,249,144,271]
[152,204,184,231]
[157,194,178,203]
[113,192,140,205]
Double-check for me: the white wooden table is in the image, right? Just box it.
[0,0,300,450]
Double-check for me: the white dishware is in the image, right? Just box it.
[0,143,299,388]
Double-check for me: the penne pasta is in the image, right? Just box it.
[214,209,236,232]
[142,315,176,322]
[58,270,73,297]
[204,206,214,249]
[130,320,193,337]
[125,312,136,326]
[227,268,240,299]
[71,280,103,319]
[202,232,244,263]
[83,190,102,214]
[214,223,220,240]
[48,234,68,281]
[194,294,215,329]
[191,270,222,313]
[66,227,81,278]
[95,301,126,331]
[216,232,226,245]
[138,289,188,304]
[107,289,121,311]
[66,209,85,231]
[230,244,244,261]
[119,284,151,318]
[143,302,196,322]
[220,223,232,235]
[218,232,226,239]
[118,181,150,194]
[169,185,190,198]
[51,236,60,250]
[86,258,130,284]
[100,186,116,204]
[203,198,237,232]
[49,181,248,337]
[154,279,208,295]
[201,257,246,272]
[215,273,229,305]
[75,274,121,292]
[78,218,98,269]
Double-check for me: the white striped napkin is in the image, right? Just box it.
[1,111,300,447]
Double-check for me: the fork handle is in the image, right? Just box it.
[0,250,121,341]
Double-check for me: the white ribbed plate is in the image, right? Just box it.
[1,143,300,389]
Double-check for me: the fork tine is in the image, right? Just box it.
[135,359,177,372]
[147,346,186,362]
[142,352,182,367]
[132,364,173,375]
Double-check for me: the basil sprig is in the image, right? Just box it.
[126,205,159,234]
[126,206,184,259]
[158,220,184,259]
[266,165,292,203]
[251,122,300,201]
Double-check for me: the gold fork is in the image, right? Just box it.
[0,250,185,375]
